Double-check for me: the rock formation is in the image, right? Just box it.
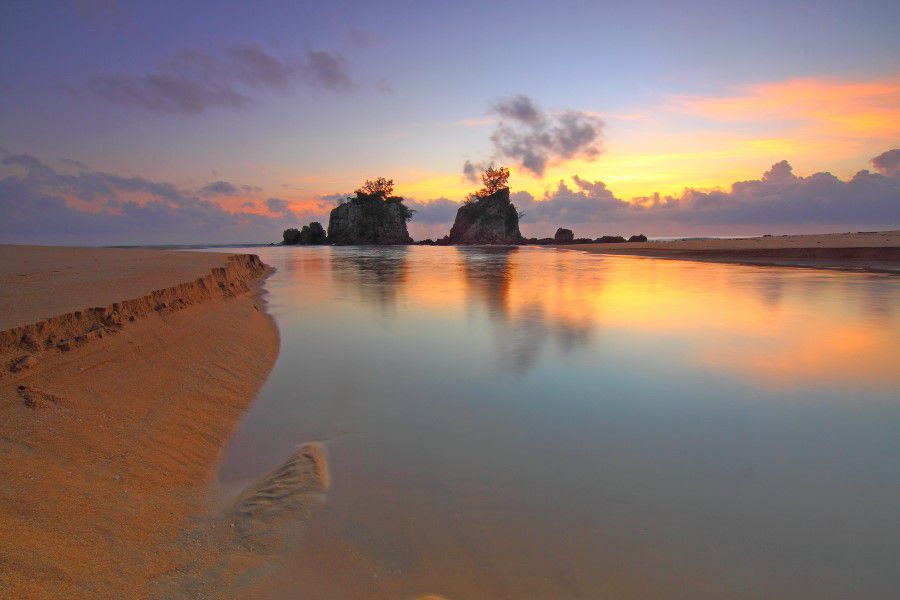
[595,235,626,243]
[283,222,327,245]
[554,228,574,243]
[327,196,413,245]
[447,188,523,245]
[628,234,648,242]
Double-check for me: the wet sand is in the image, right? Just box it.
[0,246,310,597]
[553,230,900,272]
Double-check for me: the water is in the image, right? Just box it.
[213,245,900,599]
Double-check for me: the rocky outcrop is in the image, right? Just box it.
[283,222,327,245]
[1,254,270,373]
[447,188,522,245]
[327,197,413,245]
[596,235,627,243]
[554,228,574,243]
[629,234,648,242]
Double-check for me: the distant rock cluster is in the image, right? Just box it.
[282,222,327,245]
[280,172,649,247]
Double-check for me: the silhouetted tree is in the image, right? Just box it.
[355,177,394,198]
[467,165,510,202]
[343,176,415,222]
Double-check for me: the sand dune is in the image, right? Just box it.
[0,247,280,597]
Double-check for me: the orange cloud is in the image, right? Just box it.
[673,76,900,139]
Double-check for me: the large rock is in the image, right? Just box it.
[447,188,522,245]
[283,222,327,245]
[554,228,574,243]
[328,197,413,245]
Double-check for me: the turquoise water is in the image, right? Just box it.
[213,246,900,599]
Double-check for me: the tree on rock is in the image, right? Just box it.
[356,177,395,198]
[448,165,522,244]
[467,166,510,202]
[328,177,414,245]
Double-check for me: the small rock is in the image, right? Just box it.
[554,228,575,243]
[10,354,37,372]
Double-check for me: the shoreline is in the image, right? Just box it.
[549,230,900,273]
[0,247,281,597]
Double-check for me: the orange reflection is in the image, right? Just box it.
[391,248,899,388]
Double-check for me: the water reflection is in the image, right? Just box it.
[213,245,900,600]
[279,246,899,386]
[456,246,595,374]
[330,246,409,318]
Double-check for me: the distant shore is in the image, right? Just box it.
[552,230,900,273]
[0,246,280,596]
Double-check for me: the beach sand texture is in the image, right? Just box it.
[0,246,299,597]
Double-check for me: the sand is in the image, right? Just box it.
[553,230,900,272]
[0,246,310,597]
[0,245,237,331]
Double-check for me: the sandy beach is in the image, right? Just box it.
[554,230,900,272]
[0,246,302,597]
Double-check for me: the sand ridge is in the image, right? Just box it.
[0,245,237,331]
[1,252,269,374]
[0,247,282,598]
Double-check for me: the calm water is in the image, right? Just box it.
[214,246,899,599]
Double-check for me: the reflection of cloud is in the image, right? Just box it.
[318,246,896,389]
[697,324,898,389]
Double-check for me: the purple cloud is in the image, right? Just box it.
[465,95,605,177]
[871,149,900,178]
[0,154,309,244]
[89,44,354,116]
[433,152,900,238]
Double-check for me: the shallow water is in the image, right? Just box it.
[214,246,899,599]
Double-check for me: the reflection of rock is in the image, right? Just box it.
[448,188,522,245]
[457,246,594,374]
[328,197,413,245]
[283,222,327,245]
[554,228,574,243]
[458,246,516,315]
[330,247,409,317]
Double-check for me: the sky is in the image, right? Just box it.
[1,0,898,244]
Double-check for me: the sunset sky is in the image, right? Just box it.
[1,0,898,243]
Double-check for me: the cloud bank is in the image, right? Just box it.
[2,151,897,245]
[425,152,900,238]
[464,95,604,178]
[89,43,353,115]
[871,149,900,177]
[0,154,318,245]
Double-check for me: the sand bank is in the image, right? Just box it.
[0,246,286,597]
[554,230,900,272]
